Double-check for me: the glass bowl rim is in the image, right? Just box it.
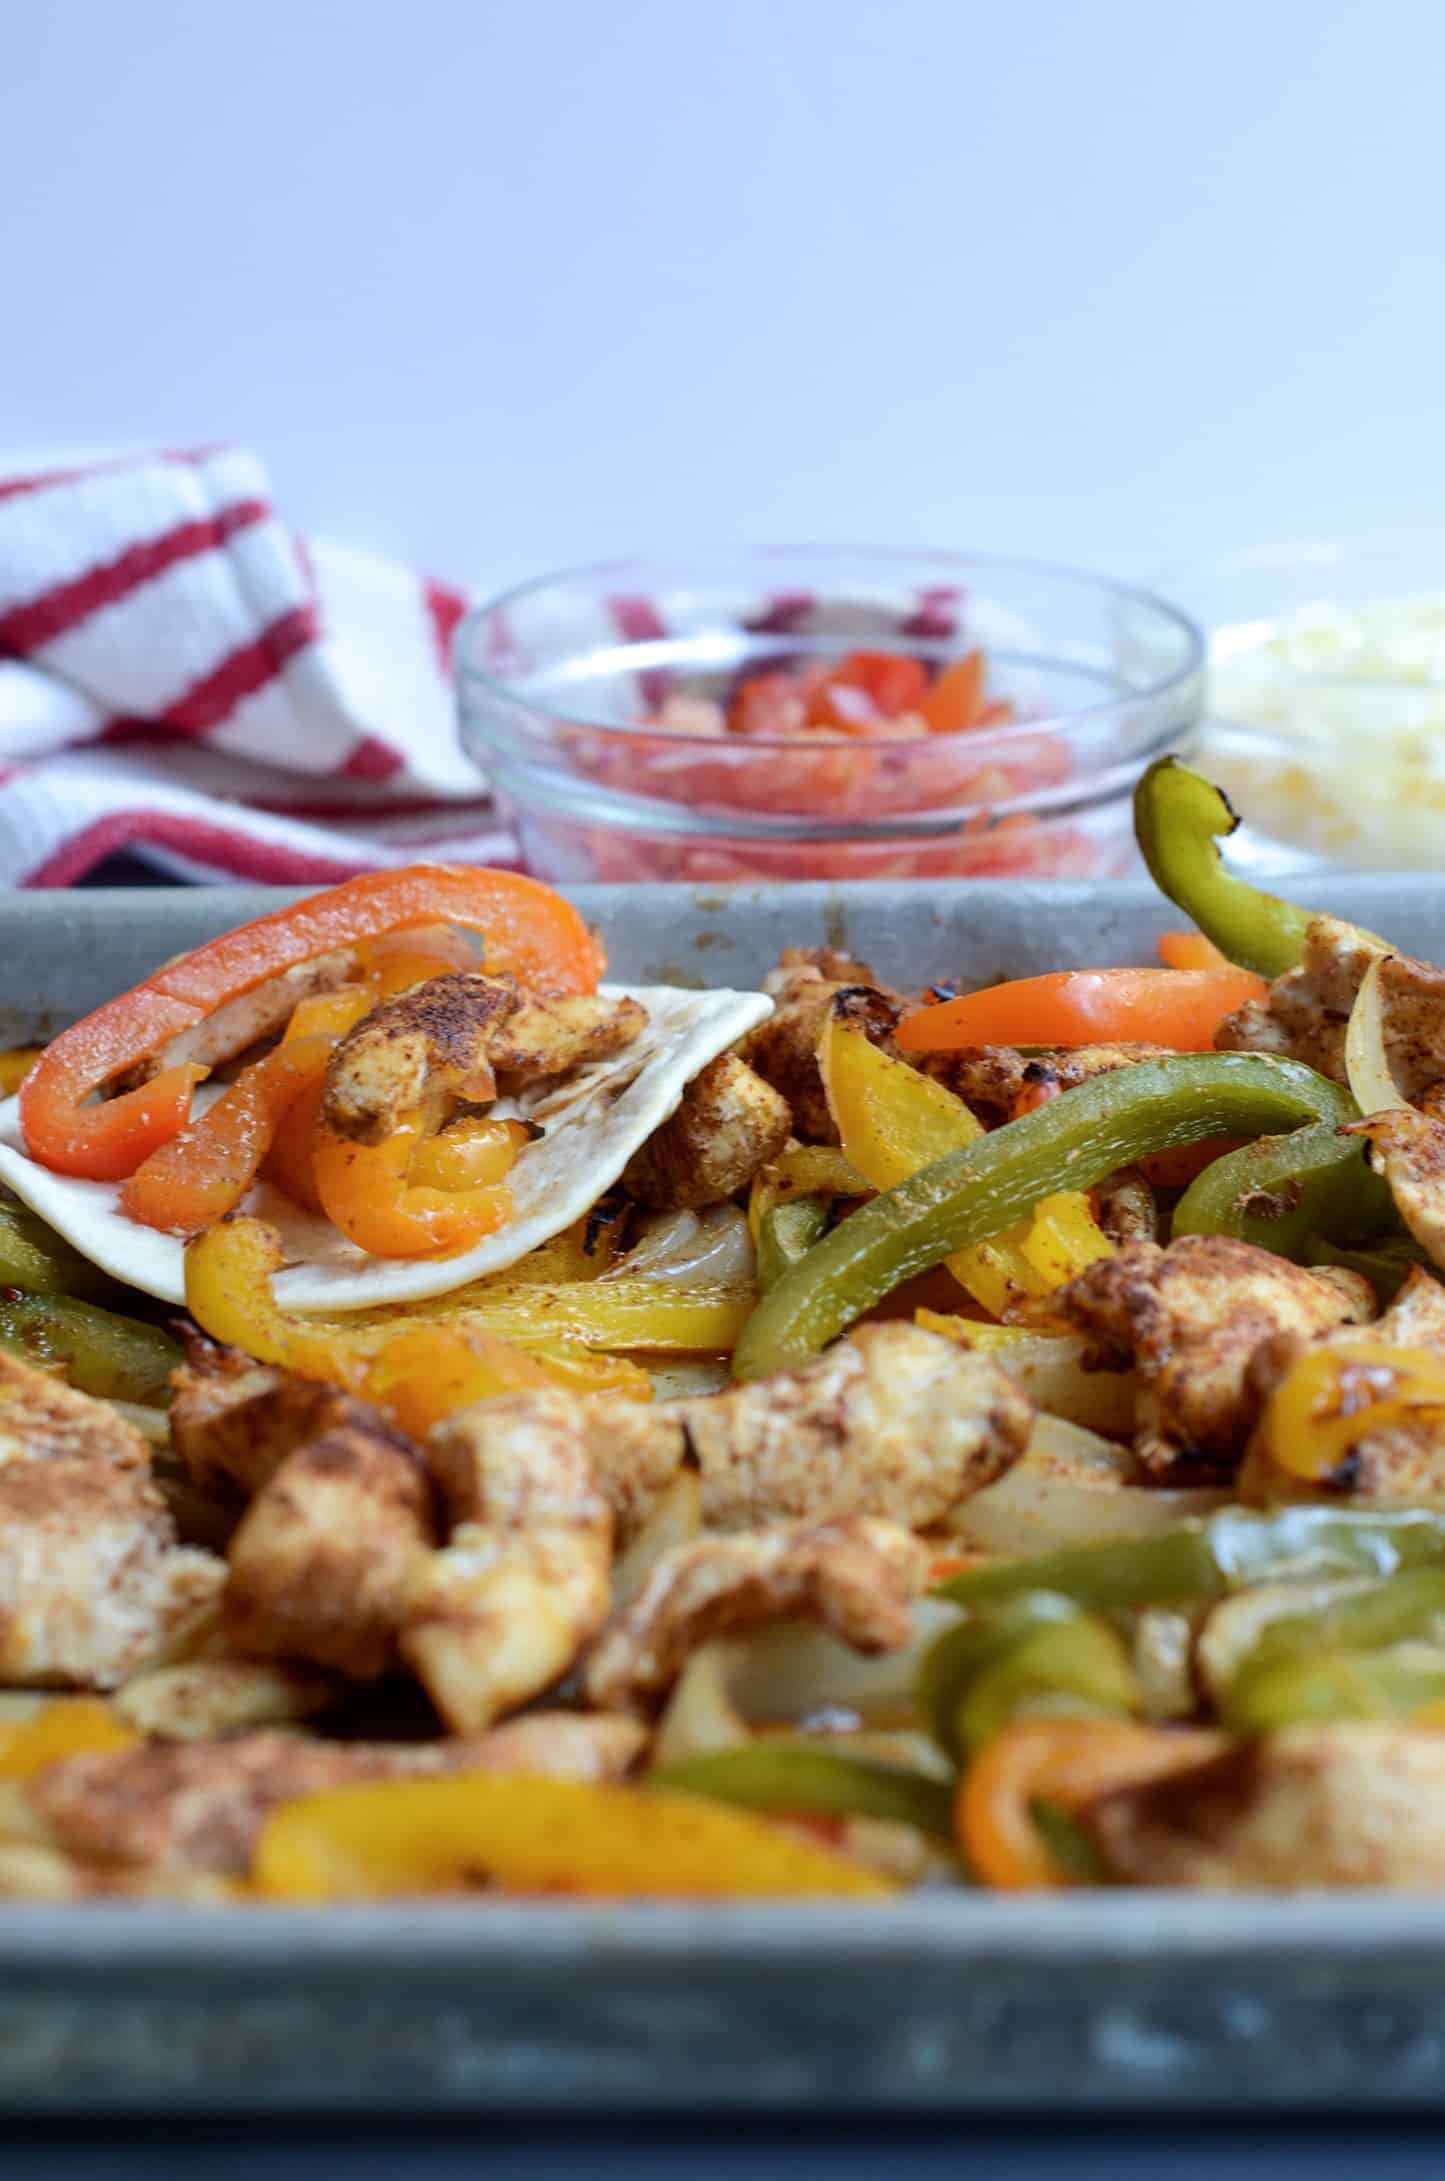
[456,543,1207,755]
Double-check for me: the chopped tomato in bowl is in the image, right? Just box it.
[456,548,1205,885]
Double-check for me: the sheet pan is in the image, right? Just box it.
[1,874,1440,2114]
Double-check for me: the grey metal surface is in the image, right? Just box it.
[0,872,1429,1041]
[2,873,1445,2116]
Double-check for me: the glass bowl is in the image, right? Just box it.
[456,548,1205,885]
[1179,544,1445,870]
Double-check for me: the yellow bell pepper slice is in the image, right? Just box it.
[392,1277,755,1355]
[252,1771,896,1900]
[0,1699,137,1780]
[185,1218,665,1429]
[0,1047,43,1097]
[819,1015,1110,1317]
[1256,1334,1445,1483]
[186,1217,721,1435]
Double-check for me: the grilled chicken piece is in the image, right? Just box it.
[1218,915,1445,1096]
[171,1334,379,1497]
[29,1715,648,1877]
[1088,1724,1445,1889]
[414,1324,1025,1726]
[1347,1106,1445,1274]
[583,1516,929,1713]
[488,988,648,1088]
[112,949,359,1091]
[917,1043,1173,1128]
[679,1323,1031,1533]
[321,971,645,1144]
[114,1659,336,1741]
[622,1053,790,1209]
[1052,1236,1372,1481]
[1242,1267,1445,1503]
[404,1400,613,1733]
[0,1350,152,1476]
[0,1354,223,1688]
[738,950,902,1143]
[435,1323,1032,1548]
[224,1420,435,1679]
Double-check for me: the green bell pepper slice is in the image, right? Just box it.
[0,1293,180,1405]
[0,1193,115,1300]
[733,1052,1356,1380]
[919,1598,1141,1760]
[1173,1118,1399,1261]
[1132,757,1316,978]
[1226,1644,1445,1732]
[756,1196,830,1293]
[653,1742,956,1838]
[936,1506,1445,1616]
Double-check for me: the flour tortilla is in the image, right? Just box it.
[0,984,772,1311]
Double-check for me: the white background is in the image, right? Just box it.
[4,0,1444,603]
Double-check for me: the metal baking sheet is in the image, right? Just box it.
[3,873,1444,2116]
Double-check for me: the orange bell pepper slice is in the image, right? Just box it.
[957,1718,1225,1889]
[20,864,597,1182]
[252,1771,896,1900]
[408,1116,530,1192]
[1156,929,1231,972]
[896,965,1268,1055]
[0,1698,138,1780]
[118,1036,334,1236]
[312,1111,513,1259]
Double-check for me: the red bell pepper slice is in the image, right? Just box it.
[20,865,598,1182]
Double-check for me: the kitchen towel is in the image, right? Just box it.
[0,443,517,884]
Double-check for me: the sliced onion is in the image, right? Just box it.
[611,1205,756,1287]
[718,1600,960,1729]
[651,1645,750,1766]
[646,1359,732,1401]
[943,1327,1136,1437]
[610,1470,702,1609]
[958,1413,1230,1556]
[1345,953,1408,1117]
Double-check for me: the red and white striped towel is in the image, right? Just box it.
[0,444,519,885]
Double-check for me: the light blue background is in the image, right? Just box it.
[3,0,1443,603]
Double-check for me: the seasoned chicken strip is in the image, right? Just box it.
[30,1716,648,1877]
[622,1052,791,1209]
[0,1349,152,1476]
[224,1420,435,1679]
[1052,1236,1372,1481]
[320,972,645,1144]
[114,1658,335,1740]
[0,1354,223,1688]
[679,1323,1031,1533]
[1089,1724,1445,1890]
[433,1323,1032,1548]
[917,1043,1173,1128]
[0,1463,223,1688]
[1243,1267,1445,1504]
[404,1400,613,1733]
[1218,915,1445,1096]
[738,951,902,1143]
[488,988,650,1088]
[583,1516,929,1713]
[1347,1106,1445,1273]
[171,1335,381,1497]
